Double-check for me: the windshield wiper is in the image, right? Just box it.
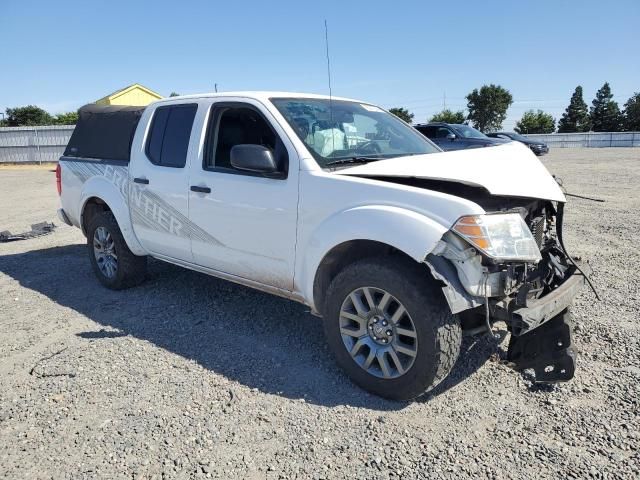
[325,156,382,167]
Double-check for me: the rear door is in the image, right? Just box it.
[128,103,198,261]
[187,100,298,291]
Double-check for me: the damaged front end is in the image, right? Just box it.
[426,199,586,383]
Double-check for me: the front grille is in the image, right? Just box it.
[529,216,545,248]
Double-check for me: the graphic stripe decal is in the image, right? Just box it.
[64,161,223,246]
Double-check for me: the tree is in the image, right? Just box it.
[465,84,513,132]
[53,111,79,125]
[388,107,414,124]
[590,82,624,132]
[515,110,556,134]
[169,92,180,97]
[4,105,53,126]
[429,109,466,124]
[623,92,640,131]
[557,86,591,133]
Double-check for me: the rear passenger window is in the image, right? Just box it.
[146,104,197,168]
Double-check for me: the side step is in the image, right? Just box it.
[507,309,576,383]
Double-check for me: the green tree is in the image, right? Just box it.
[623,92,640,131]
[590,82,624,132]
[53,111,79,125]
[429,109,466,124]
[5,105,53,126]
[465,84,513,132]
[515,110,556,134]
[388,107,414,123]
[557,86,591,133]
[169,92,180,97]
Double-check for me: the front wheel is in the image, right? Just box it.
[323,257,461,400]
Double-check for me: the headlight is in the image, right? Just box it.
[452,213,542,263]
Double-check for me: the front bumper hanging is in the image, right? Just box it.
[491,265,588,336]
[495,268,587,383]
[503,268,587,336]
[506,309,576,383]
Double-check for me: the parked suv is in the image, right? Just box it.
[415,122,506,151]
[487,132,549,156]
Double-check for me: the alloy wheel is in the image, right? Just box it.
[339,287,418,379]
[93,226,118,279]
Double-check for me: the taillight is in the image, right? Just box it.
[55,163,62,195]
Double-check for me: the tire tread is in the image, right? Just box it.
[324,256,461,400]
[87,211,147,290]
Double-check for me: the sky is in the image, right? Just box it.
[1,0,639,129]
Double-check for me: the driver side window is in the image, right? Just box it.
[434,127,452,138]
[204,105,288,175]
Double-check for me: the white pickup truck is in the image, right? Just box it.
[57,92,585,400]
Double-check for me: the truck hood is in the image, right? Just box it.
[335,141,565,202]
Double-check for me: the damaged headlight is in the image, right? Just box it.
[452,213,542,263]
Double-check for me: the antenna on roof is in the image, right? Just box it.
[324,20,333,101]
[324,19,336,154]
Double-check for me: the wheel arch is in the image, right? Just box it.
[80,176,146,255]
[312,239,423,317]
[301,205,449,315]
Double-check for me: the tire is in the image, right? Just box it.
[87,211,147,290]
[323,257,461,401]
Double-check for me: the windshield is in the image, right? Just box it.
[271,98,439,168]
[453,124,488,139]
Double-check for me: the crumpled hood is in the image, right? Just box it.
[336,141,565,202]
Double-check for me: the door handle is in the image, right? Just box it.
[190,185,211,193]
[133,177,149,184]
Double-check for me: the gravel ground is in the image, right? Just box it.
[0,149,638,479]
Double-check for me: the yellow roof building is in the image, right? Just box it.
[95,83,163,106]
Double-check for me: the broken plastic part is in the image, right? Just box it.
[0,222,56,243]
[424,254,483,314]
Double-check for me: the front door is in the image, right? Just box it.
[128,103,198,262]
[187,101,298,291]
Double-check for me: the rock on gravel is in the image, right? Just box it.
[0,149,639,479]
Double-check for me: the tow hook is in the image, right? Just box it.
[507,310,576,383]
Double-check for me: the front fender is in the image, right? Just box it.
[297,205,449,310]
[80,175,146,256]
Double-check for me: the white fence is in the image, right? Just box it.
[0,125,74,163]
[522,131,640,148]
[1,126,639,163]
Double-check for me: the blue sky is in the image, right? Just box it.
[1,0,638,129]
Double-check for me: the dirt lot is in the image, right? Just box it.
[1,148,639,479]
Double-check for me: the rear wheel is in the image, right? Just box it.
[323,257,461,400]
[87,211,147,290]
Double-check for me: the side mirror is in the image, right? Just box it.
[230,144,279,175]
[446,133,456,141]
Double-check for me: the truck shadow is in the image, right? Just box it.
[0,244,501,409]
